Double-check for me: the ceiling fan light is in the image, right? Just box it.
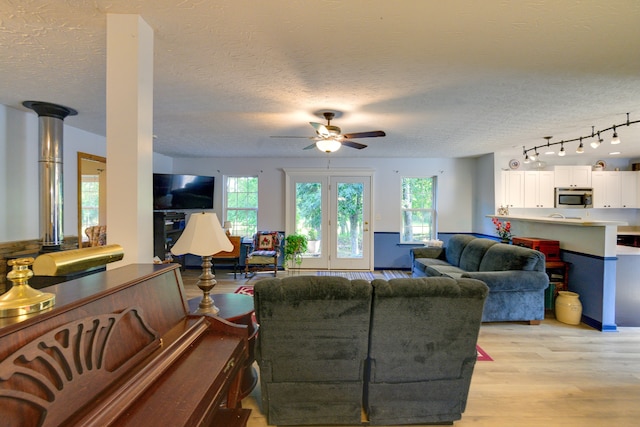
[316,139,341,153]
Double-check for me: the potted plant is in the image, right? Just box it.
[283,234,308,270]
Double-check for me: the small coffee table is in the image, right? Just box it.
[188,293,258,400]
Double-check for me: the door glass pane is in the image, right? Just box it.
[295,182,322,257]
[337,182,363,259]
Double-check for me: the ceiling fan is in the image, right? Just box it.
[271,112,386,152]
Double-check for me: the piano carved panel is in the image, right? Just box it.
[0,307,159,427]
[0,264,250,427]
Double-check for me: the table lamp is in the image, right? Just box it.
[171,212,233,315]
[223,221,232,236]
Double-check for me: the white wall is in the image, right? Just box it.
[0,105,106,242]
[0,105,39,241]
[474,153,497,235]
[171,156,478,234]
[0,102,515,248]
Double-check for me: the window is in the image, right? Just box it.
[401,176,437,243]
[225,176,258,237]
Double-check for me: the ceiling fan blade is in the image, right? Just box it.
[342,130,386,139]
[270,135,316,139]
[303,142,318,150]
[342,140,368,150]
[310,122,331,137]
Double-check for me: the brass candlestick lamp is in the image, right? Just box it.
[0,257,56,318]
[171,212,233,315]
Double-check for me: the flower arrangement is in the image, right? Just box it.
[492,217,512,241]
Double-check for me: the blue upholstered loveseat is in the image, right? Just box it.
[411,234,549,324]
[253,275,488,425]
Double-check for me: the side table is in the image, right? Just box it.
[545,260,569,292]
[189,293,258,400]
[545,260,570,310]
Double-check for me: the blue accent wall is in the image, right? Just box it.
[374,231,489,270]
[373,232,421,270]
[561,250,617,332]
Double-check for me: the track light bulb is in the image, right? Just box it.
[611,127,621,144]
[558,144,566,156]
[590,138,600,149]
[576,140,584,153]
[524,154,530,164]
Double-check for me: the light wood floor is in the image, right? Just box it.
[183,269,640,427]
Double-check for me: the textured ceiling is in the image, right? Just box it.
[1,0,640,160]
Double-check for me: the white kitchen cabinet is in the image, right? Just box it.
[501,171,524,208]
[554,165,592,188]
[592,171,621,208]
[620,171,638,208]
[524,171,555,208]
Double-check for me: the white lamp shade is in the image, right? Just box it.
[171,212,233,256]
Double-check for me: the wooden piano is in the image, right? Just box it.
[0,263,250,426]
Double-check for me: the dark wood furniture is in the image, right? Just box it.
[0,263,250,426]
[212,235,242,278]
[153,211,186,265]
[189,292,258,400]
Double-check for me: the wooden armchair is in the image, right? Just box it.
[212,236,242,278]
[245,231,282,277]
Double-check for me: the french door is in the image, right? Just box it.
[285,169,373,270]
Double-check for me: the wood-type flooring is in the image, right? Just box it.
[181,268,640,427]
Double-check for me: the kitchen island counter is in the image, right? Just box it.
[489,214,626,227]
[488,215,623,257]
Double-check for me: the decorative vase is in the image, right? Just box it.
[555,291,582,325]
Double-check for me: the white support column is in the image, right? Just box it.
[106,14,154,266]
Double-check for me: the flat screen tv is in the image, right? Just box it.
[153,173,214,210]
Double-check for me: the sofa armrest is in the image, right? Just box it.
[461,270,549,292]
[410,247,446,261]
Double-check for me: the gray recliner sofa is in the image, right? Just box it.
[254,276,373,425]
[366,277,488,425]
[253,275,489,425]
[410,234,549,324]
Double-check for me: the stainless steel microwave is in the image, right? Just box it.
[555,187,593,208]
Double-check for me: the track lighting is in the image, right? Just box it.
[558,143,566,156]
[592,132,603,149]
[611,125,620,144]
[543,136,554,155]
[521,113,638,161]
